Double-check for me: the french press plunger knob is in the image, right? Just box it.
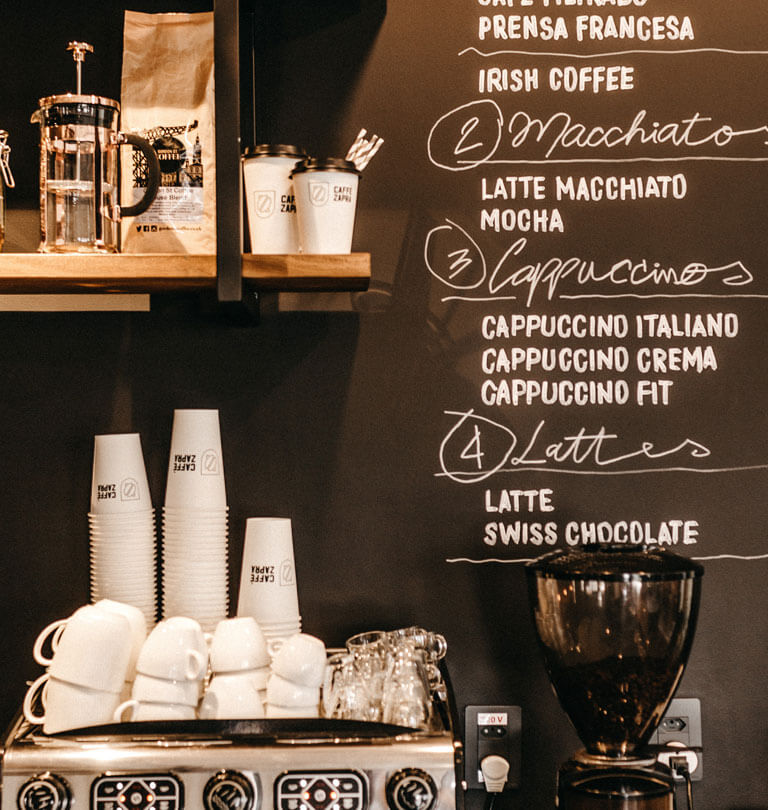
[66,41,93,94]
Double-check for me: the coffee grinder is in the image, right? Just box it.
[525,546,703,809]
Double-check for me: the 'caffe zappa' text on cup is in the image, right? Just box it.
[251,565,275,584]
[173,450,221,474]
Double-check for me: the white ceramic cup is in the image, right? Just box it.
[33,604,133,693]
[266,673,320,708]
[136,617,208,681]
[24,673,121,734]
[271,633,327,688]
[93,599,148,674]
[130,673,201,707]
[209,617,271,673]
[198,672,265,719]
[265,703,319,719]
[291,158,360,254]
[164,409,226,509]
[242,145,306,253]
[114,699,196,722]
[236,517,300,624]
[91,433,153,514]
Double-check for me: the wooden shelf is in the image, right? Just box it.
[0,253,371,295]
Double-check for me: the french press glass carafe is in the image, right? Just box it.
[31,42,160,253]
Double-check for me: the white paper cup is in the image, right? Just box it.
[136,617,208,681]
[33,604,133,693]
[210,617,271,673]
[237,517,300,624]
[24,673,121,734]
[291,158,360,254]
[91,434,153,514]
[243,145,306,254]
[199,672,265,719]
[164,409,226,509]
[270,633,327,688]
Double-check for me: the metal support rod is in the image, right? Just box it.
[214,0,244,303]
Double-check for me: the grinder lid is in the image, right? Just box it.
[526,545,703,581]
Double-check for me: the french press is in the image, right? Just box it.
[31,42,160,253]
[0,129,15,251]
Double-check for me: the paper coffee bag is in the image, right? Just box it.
[120,11,215,253]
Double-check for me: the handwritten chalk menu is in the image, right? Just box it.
[421,1,768,565]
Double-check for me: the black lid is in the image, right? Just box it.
[243,144,307,160]
[526,546,704,582]
[290,157,360,177]
[33,95,119,128]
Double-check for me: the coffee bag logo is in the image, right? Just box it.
[255,189,276,218]
[201,449,221,476]
[120,477,140,502]
[309,181,330,206]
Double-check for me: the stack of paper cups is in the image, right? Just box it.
[162,409,228,632]
[236,518,301,643]
[88,434,157,626]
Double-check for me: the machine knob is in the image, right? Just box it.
[385,769,437,810]
[203,770,256,810]
[17,773,72,810]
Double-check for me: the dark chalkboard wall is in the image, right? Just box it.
[1,3,767,809]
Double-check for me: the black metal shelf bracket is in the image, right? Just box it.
[214,0,244,303]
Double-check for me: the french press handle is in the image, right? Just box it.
[118,132,161,219]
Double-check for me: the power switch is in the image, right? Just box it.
[464,706,522,790]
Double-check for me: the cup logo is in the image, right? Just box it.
[279,558,295,587]
[201,449,221,476]
[120,477,140,502]
[254,189,275,218]
[309,181,330,206]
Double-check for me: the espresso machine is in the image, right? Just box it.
[526,546,703,809]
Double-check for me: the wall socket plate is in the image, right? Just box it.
[464,705,522,790]
[652,697,703,781]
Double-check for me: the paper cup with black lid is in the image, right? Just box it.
[291,157,360,254]
[242,144,306,253]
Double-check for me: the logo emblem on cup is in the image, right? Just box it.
[201,449,221,476]
[279,558,295,587]
[309,181,330,206]
[255,189,275,218]
[120,477,140,501]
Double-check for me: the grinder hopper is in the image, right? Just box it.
[526,546,703,762]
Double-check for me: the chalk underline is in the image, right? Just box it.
[440,294,768,303]
[459,47,768,59]
[445,553,768,564]
[435,464,768,478]
[455,157,768,165]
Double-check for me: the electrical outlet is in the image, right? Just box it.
[464,705,522,790]
[652,698,703,781]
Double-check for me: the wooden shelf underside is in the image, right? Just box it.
[0,253,371,294]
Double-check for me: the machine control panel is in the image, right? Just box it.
[274,771,367,810]
[91,774,183,810]
[18,773,72,810]
[385,769,437,810]
[203,770,257,810]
